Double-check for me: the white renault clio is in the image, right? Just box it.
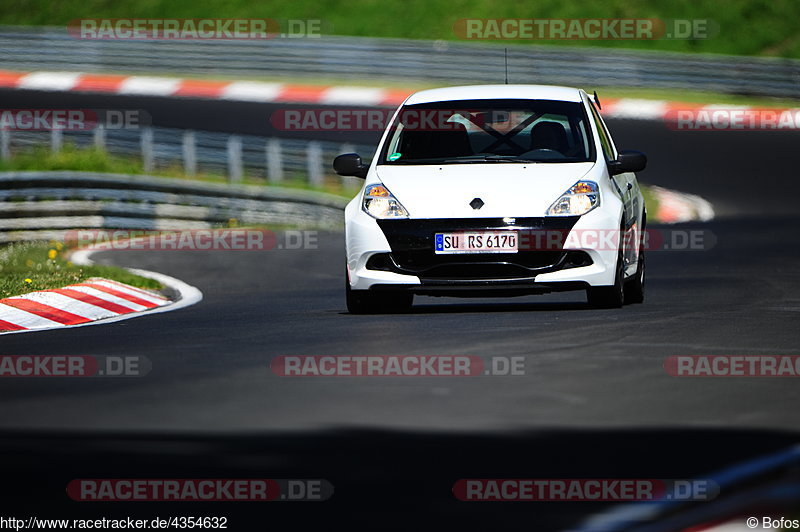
[335,85,647,313]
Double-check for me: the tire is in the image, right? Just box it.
[624,213,646,305]
[624,251,645,304]
[345,267,413,314]
[586,241,625,309]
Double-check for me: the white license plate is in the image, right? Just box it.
[434,231,518,254]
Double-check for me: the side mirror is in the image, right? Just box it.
[333,153,368,179]
[608,150,647,175]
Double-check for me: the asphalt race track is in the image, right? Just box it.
[1,89,799,530]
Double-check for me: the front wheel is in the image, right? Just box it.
[586,247,625,309]
[623,251,645,304]
[624,213,646,305]
[345,268,413,314]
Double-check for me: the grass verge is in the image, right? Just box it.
[640,185,660,221]
[0,241,162,299]
[0,144,360,198]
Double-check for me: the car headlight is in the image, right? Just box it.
[362,183,409,218]
[546,181,600,216]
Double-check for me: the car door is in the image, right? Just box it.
[587,100,640,270]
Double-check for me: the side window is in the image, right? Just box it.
[588,102,616,161]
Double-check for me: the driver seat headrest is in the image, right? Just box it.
[530,121,569,153]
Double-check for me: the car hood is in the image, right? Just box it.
[375,162,597,219]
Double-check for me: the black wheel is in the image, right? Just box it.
[586,240,625,309]
[345,280,378,314]
[624,213,646,305]
[345,267,413,314]
[624,251,645,304]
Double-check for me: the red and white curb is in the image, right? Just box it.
[652,185,715,224]
[0,278,168,332]
[0,70,412,106]
[2,70,797,122]
[0,250,202,334]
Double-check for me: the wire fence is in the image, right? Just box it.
[1,26,800,98]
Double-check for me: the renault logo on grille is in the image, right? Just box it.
[469,198,484,210]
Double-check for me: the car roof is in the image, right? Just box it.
[403,85,586,105]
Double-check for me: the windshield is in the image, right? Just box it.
[379,98,595,165]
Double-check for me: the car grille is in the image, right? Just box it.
[374,217,588,281]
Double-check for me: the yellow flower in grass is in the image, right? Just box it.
[48,249,57,260]
[24,278,32,284]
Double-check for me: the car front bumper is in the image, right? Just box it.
[346,204,623,295]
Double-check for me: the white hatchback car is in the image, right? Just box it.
[335,85,647,313]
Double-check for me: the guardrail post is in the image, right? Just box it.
[141,127,154,173]
[0,129,10,160]
[50,129,62,154]
[227,135,243,183]
[306,141,324,187]
[93,124,105,150]
[182,130,197,176]
[266,138,283,184]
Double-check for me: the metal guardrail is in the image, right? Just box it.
[1,26,799,98]
[1,125,372,187]
[0,171,350,242]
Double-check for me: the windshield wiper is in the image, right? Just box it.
[442,155,541,164]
